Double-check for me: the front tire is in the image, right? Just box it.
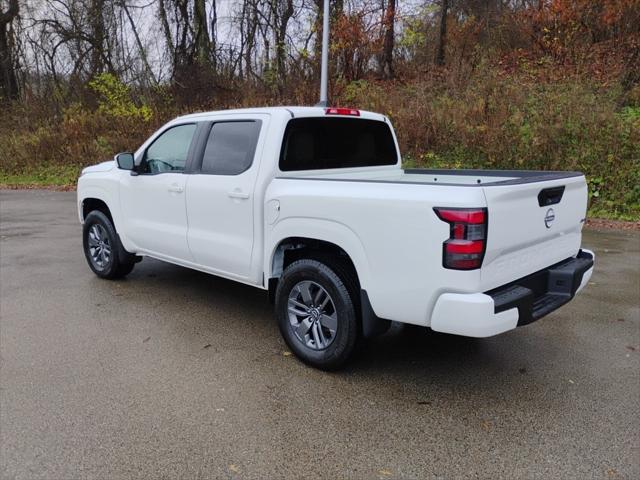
[275,258,359,370]
[83,210,136,279]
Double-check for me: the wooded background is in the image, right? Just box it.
[1,0,638,219]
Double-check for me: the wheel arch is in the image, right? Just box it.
[267,224,390,339]
[81,197,113,223]
[78,181,118,224]
[266,219,371,298]
[81,195,138,264]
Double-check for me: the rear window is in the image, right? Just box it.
[279,117,398,171]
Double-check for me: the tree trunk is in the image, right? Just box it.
[210,0,217,74]
[381,0,396,79]
[88,0,106,76]
[244,0,258,79]
[435,0,449,66]
[120,0,157,85]
[0,0,19,100]
[158,0,174,67]
[275,0,294,89]
[194,0,211,67]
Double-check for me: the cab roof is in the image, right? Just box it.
[176,106,387,123]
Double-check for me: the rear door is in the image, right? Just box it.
[480,174,588,290]
[185,114,268,280]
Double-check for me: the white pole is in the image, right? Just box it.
[318,0,330,106]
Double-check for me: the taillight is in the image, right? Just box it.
[434,207,488,270]
[325,107,360,116]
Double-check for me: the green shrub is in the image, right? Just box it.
[1,69,638,220]
[336,72,639,219]
[88,73,153,121]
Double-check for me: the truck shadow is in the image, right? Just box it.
[127,259,543,385]
[350,324,515,376]
[89,258,572,428]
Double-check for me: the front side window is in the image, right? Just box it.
[200,121,262,175]
[142,123,197,174]
[279,117,398,171]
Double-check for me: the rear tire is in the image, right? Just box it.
[275,258,359,370]
[83,210,136,279]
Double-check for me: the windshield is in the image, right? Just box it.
[279,117,398,171]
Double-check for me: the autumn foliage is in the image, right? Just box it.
[0,0,638,218]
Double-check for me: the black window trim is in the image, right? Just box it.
[190,119,263,176]
[136,122,200,176]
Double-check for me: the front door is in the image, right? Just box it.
[120,123,197,261]
[185,117,266,280]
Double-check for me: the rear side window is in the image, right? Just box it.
[201,121,262,175]
[279,118,398,171]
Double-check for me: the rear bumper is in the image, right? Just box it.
[430,249,594,337]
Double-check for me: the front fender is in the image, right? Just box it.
[77,184,113,222]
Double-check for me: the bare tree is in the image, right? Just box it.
[272,0,294,89]
[88,0,107,75]
[193,0,211,67]
[120,0,157,85]
[0,0,19,100]
[381,0,396,78]
[436,0,449,66]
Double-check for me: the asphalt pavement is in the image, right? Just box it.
[1,189,639,479]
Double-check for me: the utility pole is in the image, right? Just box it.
[317,0,330,106]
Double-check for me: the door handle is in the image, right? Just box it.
[228,190,250,200]
[538,186,565,206]
[168,184,184,193]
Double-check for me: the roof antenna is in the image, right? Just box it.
[315,0,330,107]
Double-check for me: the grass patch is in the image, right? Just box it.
[0,164,80,187]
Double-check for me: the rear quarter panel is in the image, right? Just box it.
[265,178,488,325]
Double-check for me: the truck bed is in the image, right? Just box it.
[271,165,589,298]
[279,167,583,187]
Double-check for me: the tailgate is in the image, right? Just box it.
[480,175,588,290]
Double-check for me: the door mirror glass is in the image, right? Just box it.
[115,152,135,170]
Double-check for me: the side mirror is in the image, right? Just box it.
[115,152,135,171]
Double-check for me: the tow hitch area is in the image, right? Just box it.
[488,249,594,326]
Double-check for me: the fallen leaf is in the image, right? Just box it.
[625,345,637,352]
[229,464,241,473]
[378,469,393,477]
[606,468,618,477]
[481,420,492,431]
[283,351,292,356]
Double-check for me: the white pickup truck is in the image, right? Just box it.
[78,106,594,369]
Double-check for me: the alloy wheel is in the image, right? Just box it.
[287,280,338,350]
[87,224,112,270]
